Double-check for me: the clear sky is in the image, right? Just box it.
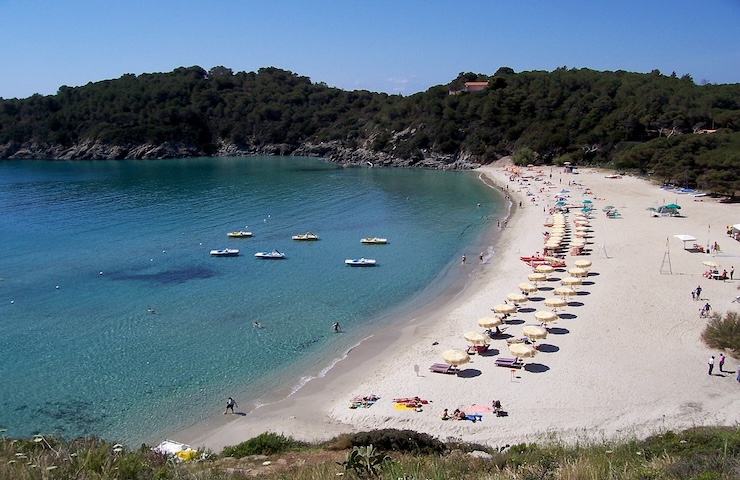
[2,0,739,100]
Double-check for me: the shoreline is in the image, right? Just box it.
[176,162,740,452]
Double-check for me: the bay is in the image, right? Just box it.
[0,156,502,444]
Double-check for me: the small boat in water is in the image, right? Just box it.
[210,248,239,257]
[254,249,286,259]
[227,231,252,238]
[360,237,387,244]
[345,258,377,267]
[292,231,319,241]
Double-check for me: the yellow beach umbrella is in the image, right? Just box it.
[574,259,592,269]
[506,293,528,304]
[534,310,558,323]
[522,325,548,341]
[492,303,517,315]
[554,286,577,298]
[442,349,470,367]
[528,272,547,283]
[536,264,555,274]
[478,316,503,329]
[508,343,538,359]
[464,331,488,345]
[702,261,718,269]
[561,276,582,287]
[518,282,538,293]
[544,297,567,309]
[569,267,588,277]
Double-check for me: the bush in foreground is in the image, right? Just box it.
[702,311,740,356]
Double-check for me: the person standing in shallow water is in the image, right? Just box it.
[224,397,238,414]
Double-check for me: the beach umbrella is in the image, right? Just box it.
[522,325,548,341]
[702,261,719,269]
[464,331,488,345]
[569,267,588,277]
[477,316,503,329]
[574,259,592,269]
[561,277,582,287]
[492,303,517,315]
[602,205,615,211]
[554,286,577,298]
[506,293,528,304]
[583,199,593,204]
[508,343,538,359]
[543,256,562,264]
[518,282,538,293]
[535,264,555,274]
[442,349,470,367]
[544,297,568,309]
[575,231,588,238]
[665,203,681,210]
[575,225,589,232]
[528,272,547,283]
[534,310,558,323]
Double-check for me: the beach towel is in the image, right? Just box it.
[394,404,421,411]
[464,404,493,414]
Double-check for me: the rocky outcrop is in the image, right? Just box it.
[0,139,485,170]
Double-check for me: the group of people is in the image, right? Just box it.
[439,400,505,422]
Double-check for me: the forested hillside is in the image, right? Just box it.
[1,66,738,193]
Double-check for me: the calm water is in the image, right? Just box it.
[0,157,502,445]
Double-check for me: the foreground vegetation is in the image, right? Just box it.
[703,311,740,357]
[1,66,738,193]
[1,427,738,479]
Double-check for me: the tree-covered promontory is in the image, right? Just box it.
[1,65,738,193]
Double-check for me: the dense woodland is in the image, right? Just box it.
[1,66,738,193]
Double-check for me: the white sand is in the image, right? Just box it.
[179,162,740,452]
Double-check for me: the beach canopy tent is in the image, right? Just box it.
[674,234,697,249]
[733,224,740,232]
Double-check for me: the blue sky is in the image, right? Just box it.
[1,0,738,99]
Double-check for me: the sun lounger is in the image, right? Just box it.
[429,363,456,374]
[494,357,523,368]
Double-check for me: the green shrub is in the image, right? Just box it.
[701,312,740,356]
[221,432,308,458]
[350,429,446,455]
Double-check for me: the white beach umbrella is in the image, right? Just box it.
[702,261,719,269]
[464,331,488,345]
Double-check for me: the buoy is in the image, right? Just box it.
[99,271,103,275]
[55,285,59,289]
[162,250,166,253]
[10,300,14,304]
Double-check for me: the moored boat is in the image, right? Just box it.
[227,231,252,238]
[344,258,377,267]
[360,237,388,244]
[254,249,286,259]
[210,248,239,257]
[292,231,319,241]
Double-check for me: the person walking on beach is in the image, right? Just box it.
[224,397,238,414]
[718,353,725,372]
[461,254,466,264]
[691,290,696,301]
[708,356,715,375]
[737,366,740,383]
[731,266,735,280]
[695,285,702,300]
[479,252,484,263]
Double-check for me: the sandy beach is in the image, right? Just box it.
[178,161,740,452]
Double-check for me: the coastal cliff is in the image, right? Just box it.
[0,139,483,170]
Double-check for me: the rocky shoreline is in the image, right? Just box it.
[0,139,484,170]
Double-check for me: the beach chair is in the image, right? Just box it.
[429,363,456,374]
[474,344,490,354]
[494,357,523,368]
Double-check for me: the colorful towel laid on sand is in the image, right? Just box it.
[464,404,493,413]
[394,403,421,411]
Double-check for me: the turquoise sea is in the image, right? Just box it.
[0,157,502,445]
